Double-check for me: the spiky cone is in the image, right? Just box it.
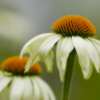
[0,56,55,100]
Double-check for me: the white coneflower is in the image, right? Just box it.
[20,15,100,80]
[0,56,55,100]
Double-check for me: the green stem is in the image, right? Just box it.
[62,50,75,100]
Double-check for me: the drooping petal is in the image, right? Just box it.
[85,38,100,73]
[24,55,40,73]
[88,38,100,45]
[22,33,56,73]
[10,77,25,100]
[23,77,33,100]
[43,50,55,72]
[39,34,62,56]
[36,77,56,100]
[35,77,49,100]
[89,38,100,56]
[72,37,93,79]
[22,33,58,73]
[0,76,12,92]
[31,77,41,100]
[20,33,55,57]
[56,37,74,81]
[37,34,61,73]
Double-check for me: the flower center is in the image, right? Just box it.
[0,56,42,75]
[52,15,96,37]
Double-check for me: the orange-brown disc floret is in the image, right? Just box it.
[0,56,42,75]
[52,15,96,37]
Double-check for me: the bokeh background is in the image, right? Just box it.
[0,0,100,100]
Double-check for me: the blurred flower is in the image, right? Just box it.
[20,15,100,80]
[0,56,55,100]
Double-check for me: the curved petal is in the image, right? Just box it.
[24,55,40,73]
[23,77,33,100]
[85,39,100,73]
[89,38,100,73]
[0,76,12,92]
[31,77,41,100]
[22,33,57,73]
[10,77,25,100]
[20,33,55,57]
[56,37,74,81]
[44,50,55,72]
[72,37,93,79]
[35,77,49,100]
[36,77,56,100]
[89,38,100,56]
[25,33,61,72]
[88,38,100,45]
[39,34,62,56]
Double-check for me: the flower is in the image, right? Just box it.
[20,15,100,80]
[0,56,55,100]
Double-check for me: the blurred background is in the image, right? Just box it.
[0,0,100,100]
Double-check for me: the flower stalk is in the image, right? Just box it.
[63,50,75,100]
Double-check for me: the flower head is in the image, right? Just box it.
[52,15,96,37]
[0,56,42,75]
[0,56,55,100]
[21,15,100,80]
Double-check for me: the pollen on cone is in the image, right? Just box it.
[0,56,42,75]
[30,64,42,75]
[52,15,96,37]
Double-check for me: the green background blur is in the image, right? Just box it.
[0,0,100,100]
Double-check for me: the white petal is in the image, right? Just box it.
[88,38,100,45]
[0,76,12,92]
[56,37,74,81]
[44,51,55,72]
[39,34,61,73]
[10,77,25,100]
[89,38,100,55]
[72,37,93,79]
[20,33,55,57]
[39,34,61,56]
[88,38,100,73]
[23,77,33,100]
[85,39,100,73]
[31,77,41,100]
[35,78,49,100]
[24,55,40,73]
[36,77,56,100]
[21,33,58,73]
